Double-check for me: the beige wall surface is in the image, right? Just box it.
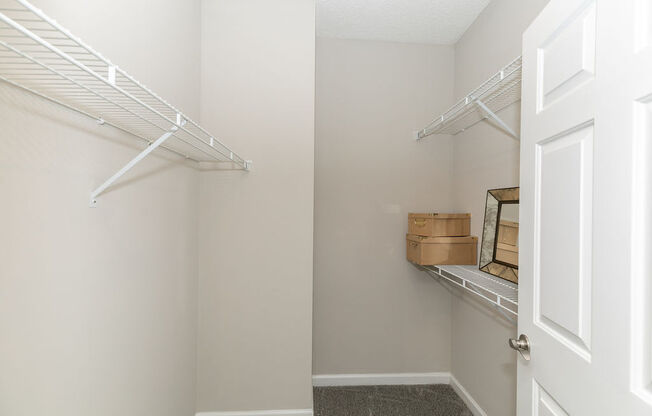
[0,1,202,415]
[450,1,549,415]
[196,0,315,412]
[313,38,455,375]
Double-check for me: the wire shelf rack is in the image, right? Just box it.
[0,0,250,172]
[420,264,518,316]
[417,56,522,139]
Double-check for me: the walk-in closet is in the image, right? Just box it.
[2,1,651,416]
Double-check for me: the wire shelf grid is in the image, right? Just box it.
[418,56,522,138]
[420,264,518,316]
[0,0,248,168]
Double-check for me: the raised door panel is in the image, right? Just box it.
[632,1,652,404]
[632,96,652,401]
[534,381,570,416]
[635,0,652,53]
[534,123,593,361]
[538,1,596,111]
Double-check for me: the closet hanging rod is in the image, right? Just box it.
[0,0,252,207]
[416,56,522,140]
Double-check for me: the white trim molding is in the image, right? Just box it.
[197,409,312,416]
[312,372,451,387]
[449,375,488,416]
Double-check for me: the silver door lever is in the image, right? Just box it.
[509,334,531,361]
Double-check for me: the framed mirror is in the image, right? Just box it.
[479,187,519,283]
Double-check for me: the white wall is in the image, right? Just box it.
[0,0,202,415]
[450,1,549,415]
[0,1,316,414]
[196,0,315,412]
[0,1,551,414]
[313,38,455,375]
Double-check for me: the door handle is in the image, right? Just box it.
[508,334,531,361]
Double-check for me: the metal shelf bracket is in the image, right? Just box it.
[89,121,184,207]
[474,99,519,139]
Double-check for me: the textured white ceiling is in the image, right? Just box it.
[317,0,491,45]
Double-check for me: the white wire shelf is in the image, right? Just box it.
[0,0,251,205]
[417,56,522,140]
[419,264,518,317]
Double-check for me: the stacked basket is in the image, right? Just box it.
[406,213,478,266]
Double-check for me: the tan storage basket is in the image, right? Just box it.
[408,213,471,237]
[406,234,478,266]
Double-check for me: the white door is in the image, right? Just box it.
[519,0,652,414]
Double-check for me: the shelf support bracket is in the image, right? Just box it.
[89,127,178,207]
[474,99,519,139]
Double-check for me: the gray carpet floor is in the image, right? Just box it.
[313,384,473,416]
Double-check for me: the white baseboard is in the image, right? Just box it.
[197,410,312,416]
[449,375,488,416]
[312,372,451,387]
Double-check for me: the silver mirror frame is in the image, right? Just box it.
[479,187,519,283]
